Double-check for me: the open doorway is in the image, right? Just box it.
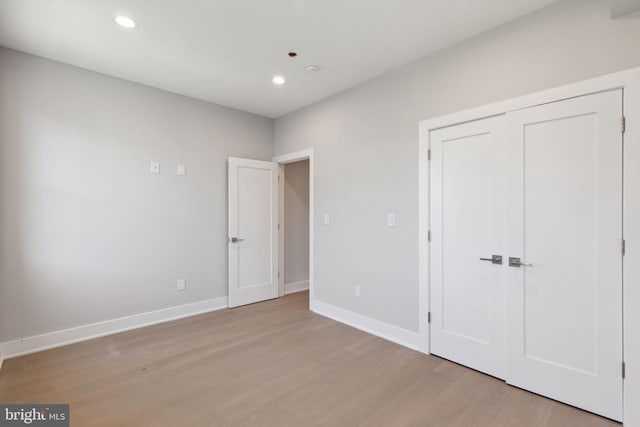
[273,149,314,308]
[280,159,309,296]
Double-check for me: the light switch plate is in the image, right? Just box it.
[150,162,160,174]
[324,213,331,225]
[388,213,396,227]
[177,278,186,291]
[177,164,186,176]
[354,285,361,298]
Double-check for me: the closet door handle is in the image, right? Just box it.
[479,255,502,265]
[230,237,244,243]
[509,257,532,267]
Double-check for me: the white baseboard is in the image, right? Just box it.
[0,296,229,360]
[285,280,309,295]
[312,300,420,351]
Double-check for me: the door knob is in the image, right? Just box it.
[509,257,532,267]
[479,255,503,265]
[230,237,244,243]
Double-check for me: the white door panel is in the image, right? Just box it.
[228,157,278,308]
[431,116,506,379]
[505,90,623,421]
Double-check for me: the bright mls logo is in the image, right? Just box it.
[0,405,68,426]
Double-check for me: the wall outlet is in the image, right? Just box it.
[177,278,186,291]
[150,161,160,174]
[177,163,186,176]
[354,285,361,298]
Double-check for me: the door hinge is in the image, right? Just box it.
[278,272,280,278]
[278,223,280,230]
[428,230,431,242]
[428,312,431,324]
[622,239,626,256]
[428,149,431,161]
[622,116,626,134]
[623,362,626,379]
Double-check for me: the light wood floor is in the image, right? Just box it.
[0,291,620,426]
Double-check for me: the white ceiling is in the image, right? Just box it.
[611,0,640,17]
[0,0,558,118]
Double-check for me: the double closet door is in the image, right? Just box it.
[429,90,623,421]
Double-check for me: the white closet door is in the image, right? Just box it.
[430,116,507,379]
[505,90,623,421]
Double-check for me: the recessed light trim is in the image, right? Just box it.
[272,75,286,85]
[115,15,137,29]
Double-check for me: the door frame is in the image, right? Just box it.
[272,148,315,310]
[418,67,640,425]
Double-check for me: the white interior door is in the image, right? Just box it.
[430,116,507,379]
[228,157,278,308]
[505,90,623,421]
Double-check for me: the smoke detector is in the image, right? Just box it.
[305,64,321,72]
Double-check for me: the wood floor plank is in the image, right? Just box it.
[0,291,621,426]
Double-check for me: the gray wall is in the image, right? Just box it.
[273,0,640,332]
[0,47,273,342]
[284,160,309,286]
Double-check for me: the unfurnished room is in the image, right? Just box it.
[1,0,640,426]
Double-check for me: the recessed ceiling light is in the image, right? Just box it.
[115,15,137,29]
[272,75,286,85]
